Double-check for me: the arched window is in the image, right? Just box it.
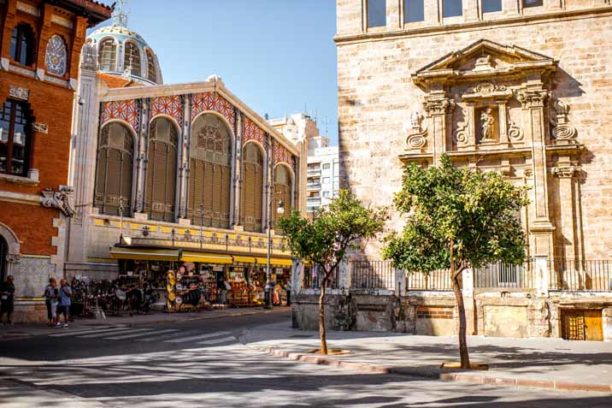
[146,49,157,83]
[10,24,35,66]
[124,42,141,77]
[188,114,232,228]
[45,35,67,76]
[241,142,264,232]
[0,100,32,176]
[0,236,8,283]
[145,118,178,222]
[273,165,293,227]
[98,39,117,71]
[94,122,134,216]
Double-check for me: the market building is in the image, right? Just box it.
[65,10,306,311]
[0,0,112,322]
[293,0,612,341]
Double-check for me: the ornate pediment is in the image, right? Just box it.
[413,40,557,91]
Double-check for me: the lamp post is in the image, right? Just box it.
[265,199,284,309]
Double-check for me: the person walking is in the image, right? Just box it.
[0,275,15,325]
[44,278,59,327]
[58,279,72,328]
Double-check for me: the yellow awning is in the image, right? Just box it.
[182,252,233,264]
[234,256,257,264]
[109,247,180,261]
[255,257,293,267]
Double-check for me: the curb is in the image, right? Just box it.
[257,345,612,394]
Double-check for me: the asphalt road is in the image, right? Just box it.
[0,310,611,407]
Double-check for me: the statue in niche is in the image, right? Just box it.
[480,107,495,142]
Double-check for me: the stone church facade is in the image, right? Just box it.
[291,1,612,340]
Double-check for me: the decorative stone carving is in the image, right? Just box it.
[508,121,524,142]
[473,54,494,72]
[454,119,469,146]
[480,108,495,142]
[517,88,549,108]
[9,86,29,101]
[81,45,98,71]
[552,164,580,178]
[406,111,427,150]
[551,100,577,142]
[423,97,453,116]
[33,123,48,134]
[471,82,507,95]
[6,254,21,264]
[41,186,75,217]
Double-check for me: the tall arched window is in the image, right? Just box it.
[146,49,157,83]
[94,122,134,216]
[241,142,264,232]
[0,235,7,283]
[45,35,67,76]
[98,39,117,71]
[273,165,293,227]
[0,100,31,176]
[124,42,141,77]
[188,114,232,228]
[145,117,178,222]
[10,24,35,66]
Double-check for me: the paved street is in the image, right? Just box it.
[1,310,611,407]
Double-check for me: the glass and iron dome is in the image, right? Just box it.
[87,2,162,86]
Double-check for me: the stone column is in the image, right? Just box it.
[232,111,243,228]
[534,255,549,297]
[263,135,272,232]
[395,268,406,297]
[134,99,149,214]
[552,160,581,260]
[518,86,554,258]
[498,101,508,146]
[337,258,350,290]
[178,95,191,221]
[424,91,453,165]
[462,268,476,335]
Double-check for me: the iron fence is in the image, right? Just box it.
[302,265,340,290]
[474,260,534,290]
[350,261,395,289]
[406,269,453,291]
[549,259,612,292]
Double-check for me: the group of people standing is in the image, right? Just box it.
[0,275,15,325]
[43,278,72,327]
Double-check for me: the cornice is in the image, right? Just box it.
[335,6,612,46]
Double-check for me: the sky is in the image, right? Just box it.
[95,0,339,143]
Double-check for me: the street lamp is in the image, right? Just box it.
[265,199,285,309]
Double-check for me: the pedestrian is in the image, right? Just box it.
[285,281,292,306]
[57,278,72,328]
[0,275,15,325]
[44,278,60,327]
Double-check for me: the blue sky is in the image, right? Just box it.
[95,0,339,142]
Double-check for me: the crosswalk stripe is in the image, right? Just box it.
[49,326,116,337]
[197,336,235,345]
[79,327,149,339]
[164,331,231,344]
[106,329,176,340]
[49,326,123,338]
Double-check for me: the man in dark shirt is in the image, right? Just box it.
[0,275,15,325]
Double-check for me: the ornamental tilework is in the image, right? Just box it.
[242,116,266,146]
[192,92,235,126]
[272,140,293,166]
[101,99,141,133]
[151,95,183,126]
[45,35,67,76]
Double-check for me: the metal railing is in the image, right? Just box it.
[303,265,339,290]
[406,269,453,291]
[549,259,612,292]
[474,260,534,290]
[350,261,395,289]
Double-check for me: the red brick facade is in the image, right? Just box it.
[0,0,111,256]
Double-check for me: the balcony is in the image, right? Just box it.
[307,182,321,190]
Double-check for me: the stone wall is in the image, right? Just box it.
[336,1,612,260]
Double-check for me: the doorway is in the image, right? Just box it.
[561,309,603,341]
[0,236,7,282]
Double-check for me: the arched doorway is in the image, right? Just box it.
[0,236,8,283]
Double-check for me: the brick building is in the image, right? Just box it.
[0,0,111,321]
[293,0,612,341]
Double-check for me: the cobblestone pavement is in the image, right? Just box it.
[0,311,611,407]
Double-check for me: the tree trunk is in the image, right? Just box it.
[450,243,470,369]
[318,280,328,355]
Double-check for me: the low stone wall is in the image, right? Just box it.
[293,290,612,340]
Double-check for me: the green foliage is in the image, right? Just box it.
[280,190,386,274]
[383,154,529,274]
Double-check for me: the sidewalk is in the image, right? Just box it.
[241,321,612,393]
[0,307,286,341]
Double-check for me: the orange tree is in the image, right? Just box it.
[280,190,386,354]
[383,154,528,368]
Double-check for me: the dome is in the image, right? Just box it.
[87,9,162,86]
